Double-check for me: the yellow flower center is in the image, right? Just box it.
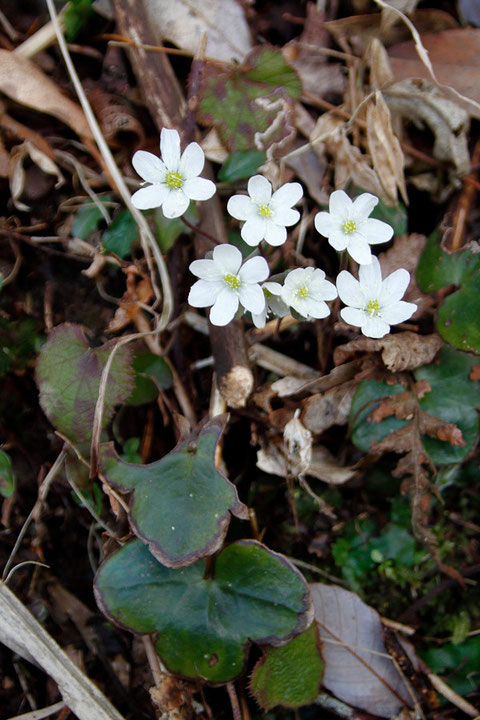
[258,204,273,218]
[224,273,240,290]
[343,219,357,234]
[165,171,183,189]
[296,285,309,299]
[366,299,380,316]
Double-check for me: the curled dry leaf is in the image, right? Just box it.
[310,114,386,202]
[334,332,443,372]
[9,139,64,211]
[384,79,470,175]
[283,409,312,475]
[311,583,414,717]
[388,28,480,120]
[0,50,93,141]
[88,86,145,149]
[366,90,407,204]
[143,0,252,63]
[378,233,433,317]
[302,384,356,434]
[257,441,356,485]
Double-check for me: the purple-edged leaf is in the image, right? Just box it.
[36,323,134,445]
[198,46,301,152]
[95,538,313,683]
[99,416,249,567]
[250,623,324,710]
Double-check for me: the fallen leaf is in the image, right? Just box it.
[302,384,356,433]
[9,140,64,211]
[384,79,470,174]
[257,442,356,485]
[334,332,443,372]
[0,50,93,140]
[470,365,480,381]
[388,28,480,119]
[311,583,414,717]
[310,114,386,202]
[143,0,252,63]
[366,90,407,204]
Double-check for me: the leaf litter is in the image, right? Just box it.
[1,1,480,719]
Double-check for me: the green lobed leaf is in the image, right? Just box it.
[64,0,94,40]
[198,46,301,152]
[99,417,248,567]
[420,636,480,698]
[416,231,480,293]
[250,623,324,710]
[94,538,313,683]
[36,324,134,445]
[437,273,480,354]
[351,347,480,464]
[154,203,198,253]
[0,449,15,498]
[102,210,138,259]
[218,150,267,182]
[72,195,112,240]
[127,349,173,406]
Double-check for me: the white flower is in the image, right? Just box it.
[337,256,417,338]
[188,244,269,326]
[251,281,289,329]
[314,190,393,265]
[131,128,216,218]
[280,267,337,320]
[227,175,303,247]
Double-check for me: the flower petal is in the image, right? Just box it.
[380,301,417,325]
[252,306,267,328]
[227,194,255,220]
[362,218,394,244]
[248,175,272,204]
[212,244,242,274]
[131,184,169,210]
[311,278,338,302]
[340,306,368,328]
[160,128,181,171]
[241,216,266,246]
[347,237,373,265]
[314,211,334,238]
[351,192,378,219]
[161,188,190,218]
[362,316,390,338]
[328,229,349,252]
[264,222,287,247]
[336,271,365,307]
[273,207,300,227]
[210,288,239,326]
[132,150,166,183]
[359,256,382,294]
[188,279,223,307]
[179,141,204,178]
[189,258,223,281]
[183,176,216,200]
[379,268,410,305]
[239,283,265,314]
[239,256,270,283]
[271,181,303,207]
[263,281,283,295]
[304,298,330,319]
[329,190,351,217]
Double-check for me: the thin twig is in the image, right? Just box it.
[226,683,242,720]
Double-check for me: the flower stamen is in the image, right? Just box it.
[342,219,357,234]
[224,273,241,290]
[296,285,309,299]
[165,171,183,189]
[366,299,380,316]
[258,204,273,218]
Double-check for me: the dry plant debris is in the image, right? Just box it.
[0,2,480,719]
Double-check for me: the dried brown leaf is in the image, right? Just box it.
[0,50,93,140]
[469,365,480,381]
[302,384,356,433]
[310,114,386,201]
[9,139,64,211]
[366,90,407,203]
[257,442,356,485]
[334,332,443,372]
[388,28,480,119]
